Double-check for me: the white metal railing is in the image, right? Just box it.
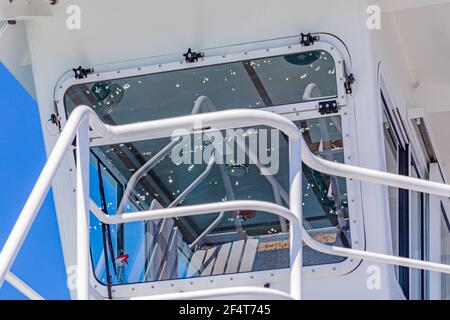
[89,200,299,226]
[89,199,301,301]
[192,96,291,233]
[4,272,44,300]
[3,104,450,300]
[132,287,294,300]
[0,106,303,300]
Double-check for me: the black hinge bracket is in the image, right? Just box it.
[183,48,204,63]
[49,113,61,131]
[73,66,94,79]
[343,60,355,94]
[318,100,339,115]
[49,101,62,132]
[300,33,320,47]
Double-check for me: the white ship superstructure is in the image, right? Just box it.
[0,0,450,300]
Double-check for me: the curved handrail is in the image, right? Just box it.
[3,104,450,300]
[0,108,91,289]
[133,287,294,300]
[167,153,216,208]
[300,225,450,274]
[89,199,299,226]
[189,210,225,249]
[84,103,450,196]
[90,197,450,275]
[0,106,305,300]
[301,145,450,197]
[117,137,182,215]
[82,105,450,277]
[193,96,290,233]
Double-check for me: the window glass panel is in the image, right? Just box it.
[68,48,347,286]
[64,50,337,125]
[298,117,350,233]
[383,110,398,160]
[409,163,424,300]
[381,93,411,297]
[88,115,351,285]
[89,155,122,285]
[383,103,400,279]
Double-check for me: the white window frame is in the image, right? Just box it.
[55,41,348,139]
[54,39,364,299]
[429,163,450,300]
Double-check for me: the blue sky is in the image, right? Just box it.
[0,64,70,299]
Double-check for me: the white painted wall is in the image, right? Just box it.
[0,22,35,97]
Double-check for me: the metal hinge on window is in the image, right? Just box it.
[343,60,355,94]
[183,48,204,63]
[318,100,339,115]
[300,33,320,47]
[73,66,94,79]
[49,101,62,132]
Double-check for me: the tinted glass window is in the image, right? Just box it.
[65,50,337,125]
[89,116,351,285]
[66,49,350,286]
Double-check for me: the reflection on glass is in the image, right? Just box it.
[382,107,400,276]
[65,50,337,125]
[72,41,343,286]
[298,118,350,232]
[88,116,351,286]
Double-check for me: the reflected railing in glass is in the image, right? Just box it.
[88,116,351,286]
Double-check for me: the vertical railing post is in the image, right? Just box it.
[76,117,90,300]
[0,112,82,288]
[289,137,302,300]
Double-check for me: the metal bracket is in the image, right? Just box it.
[49,101,61,132]
[343,60,355,95]
[318,100,339,115]
[183,48,204,63]
[72,66,94,79]
[50,113,61,130]
[300,33,320,47]
[2,0,56,21]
